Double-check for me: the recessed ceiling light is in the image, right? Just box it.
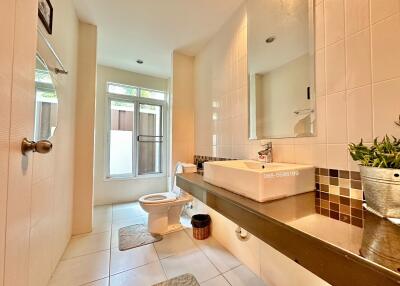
[265,36,276,44]
[136,59,144,64]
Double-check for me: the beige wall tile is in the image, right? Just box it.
[315,2,325,50]
[315,49,326,97]
[372,78,400,138]
[347,85,373,143]
[326,40,346,94]
[371,14,400,82]
[325,0,345,45]
[370,0,400,23]
[326,92,347,143]
[346,29,372,89]
[327,144,349,170]
[345,0,370,36]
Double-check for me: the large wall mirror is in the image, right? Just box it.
[248,0,315,139]
[34,53,58,141]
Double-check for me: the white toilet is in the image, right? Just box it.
[139,163,196,234]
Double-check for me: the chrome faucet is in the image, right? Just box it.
[258,142,273,163]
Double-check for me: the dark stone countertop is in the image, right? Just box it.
[177,173,400,286]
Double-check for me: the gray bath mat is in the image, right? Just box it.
[152,273,200,286]
[118,224,162,251]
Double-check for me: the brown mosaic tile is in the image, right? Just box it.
[339,178,350,188]
[315,191,320,199]
[351,180,362,190]
[329,169,339,177]
[321,192,329,200]
[315,206,321,214]
[320,168,329,176]
[351,171,361,180]
[320,184,329,193]
[351,208,363,218]
[351,199,363,209]
[330,202,339,212]
[340,214,351,224]
[339,196,350,206]
[330,210,340,220]
[329,185,340,195]
[316,183,320,190]
[315,175,320,183]
[339,170,350,179]
[329,194,340,203]
[321,208,330,217]
[315,168,320,174]
[340,205,350,215]
[329,177,339,186]
[315,199,320,206]
[340,187,350,197]
[321,200,329,209]
[351,217,363,227]
[319,176,329,185]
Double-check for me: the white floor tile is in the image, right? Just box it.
[223,265,266,286]
[48,251,110,286]
[109,261,166,286]
[110,244,159,275]
[93,205,113,225]
[63,232,111,260]
[112,202,147,222]
[154,230,198,259]
[201,275,231,286]
[161,250,220,283]
[189,234,241,273]
[83,277,109,286]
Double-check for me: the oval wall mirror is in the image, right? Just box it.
[34,53,58,141]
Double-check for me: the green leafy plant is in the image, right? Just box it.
[349,135,400,169]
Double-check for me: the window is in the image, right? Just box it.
[106,82,167,179]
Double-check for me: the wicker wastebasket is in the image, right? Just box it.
[191,214,211,240]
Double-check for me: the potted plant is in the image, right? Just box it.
[349,136,400,218]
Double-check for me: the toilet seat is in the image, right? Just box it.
[139,192,177,204]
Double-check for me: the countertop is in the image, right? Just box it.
[176,173,400,286]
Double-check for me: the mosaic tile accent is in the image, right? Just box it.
[193,155,235,172]
[193,155,365,228]
[315,168,364,228]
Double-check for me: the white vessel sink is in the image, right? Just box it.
[203,160,315,202]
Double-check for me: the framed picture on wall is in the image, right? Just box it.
[38,0,53,34]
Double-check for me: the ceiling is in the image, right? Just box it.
[74,0,245,78]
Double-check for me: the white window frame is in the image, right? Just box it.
[105,82,168,180]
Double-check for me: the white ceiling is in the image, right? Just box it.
[73,0,245,78]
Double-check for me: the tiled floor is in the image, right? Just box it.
[48,202,266,286]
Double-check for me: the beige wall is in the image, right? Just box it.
[194,0,400,171]
[73,23,97,235]
[193,0,400,285]
[0,0,80,285]
[171,52,195,173]
[94,65,169,205]
[0,0,15,283]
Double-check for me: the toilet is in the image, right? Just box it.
[139,163,196,234]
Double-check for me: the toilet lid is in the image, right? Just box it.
[139,192,177,204]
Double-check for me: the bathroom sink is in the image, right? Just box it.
[203,160,315,202]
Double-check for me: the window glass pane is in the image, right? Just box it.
[140,89,165,100]
[138,104,162,175]
[138,142,161,174]
[109,100,134,176]
[108,83,137,96]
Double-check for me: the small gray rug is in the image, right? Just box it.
[152,273,200,286]
[118,224,162,251]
